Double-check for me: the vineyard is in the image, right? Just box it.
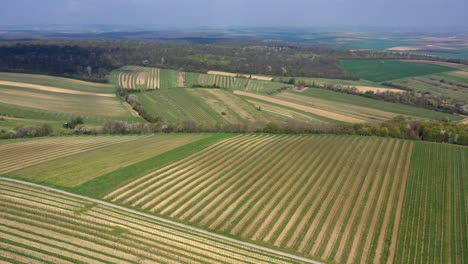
[111,66,178,90]
[4,134,207,187]
[105,134,421,263]
[394,142,467,264]
[0,179,306,264]
[185,72,290,94]
[0,136,144,175]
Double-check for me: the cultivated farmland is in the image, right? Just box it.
[0,136,147,175]
[394,142,468,264]
[342,60,457,82]
[0,73,140,125]
[0,179,306,264]
[6,134,208,187]
[105,134,439,263]
[185,72,290,94]
[110,66,178,90]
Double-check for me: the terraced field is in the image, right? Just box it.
[5,134,208,187]
[105,134,422,263]
[0,179,307,264]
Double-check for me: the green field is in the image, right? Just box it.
[342,60,457,82]
[394,142,467,264]
[0,180,304,264]
[100,134,467,263]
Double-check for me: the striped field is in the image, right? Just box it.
[5,134,208,187]
[0,136,144,175]
[0,179,307,264]
[105,134,421,263]
[111,66,177,90]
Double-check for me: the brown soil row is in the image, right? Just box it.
[178,136,289,221]
[346,140,395,263]
[1,137,139,174]
[359,141,401,263]
[333,140,387,262]
[0,230,102,264]
[295,137,362,252]
[211,137,306,230]
[320,139,380,259]
[126,136,258,207]
[269,138,348,246]
[1,218,137,263]
[236,137,322,237]
[309,140,373,256]
[145,136,271,212]
[0,242,73,264]
[192,137,299,226]
[234,90,366,123]
[252,137,333,241]
[0,80,115,98]
[105,135,248,201]
[386,142,414,264]
[162,136,277,216]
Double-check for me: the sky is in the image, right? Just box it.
[0,0,467,29]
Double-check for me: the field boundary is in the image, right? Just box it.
[0,177,322,264]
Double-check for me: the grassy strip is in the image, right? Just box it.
[73,133,232,198]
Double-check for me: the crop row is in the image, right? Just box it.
[394,143,467,264]
[0,136,144,174]
[106,134,414,262]
[0,180,305,264]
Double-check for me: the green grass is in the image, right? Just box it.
[295,88,463,121]
[138,88,228,125]
[7,134,208,188]
[342,60,457,82]
[394,142,467,264]
[0,72,116,93]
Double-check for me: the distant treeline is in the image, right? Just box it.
[0,40,351,81]
[0,40,461,82]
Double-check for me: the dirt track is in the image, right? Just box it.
[234,90,366,123]
[0,81,115,97]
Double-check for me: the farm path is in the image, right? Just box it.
[0,177,323,264]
